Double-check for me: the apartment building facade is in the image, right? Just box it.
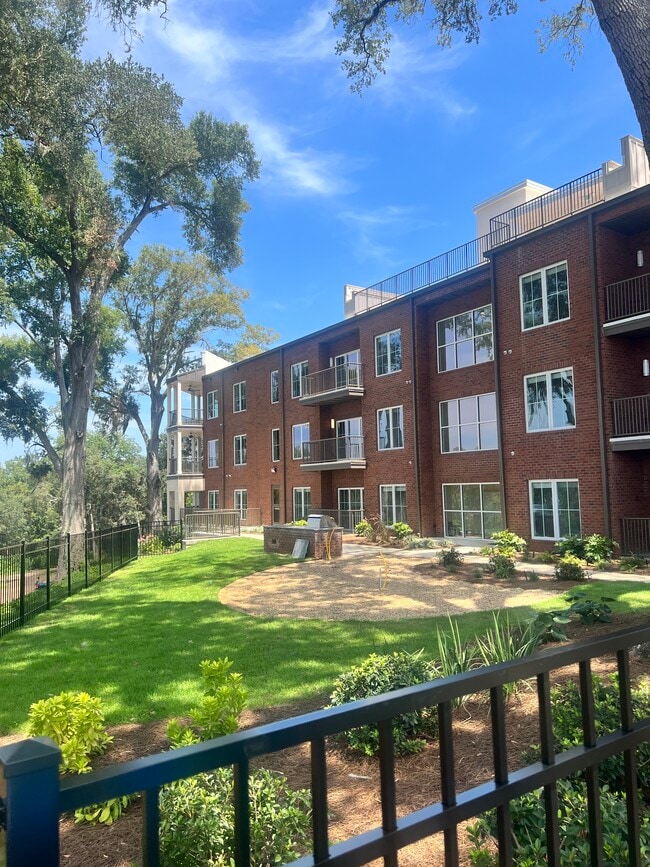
[167,135,650,551]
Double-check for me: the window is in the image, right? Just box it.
[335,349,361,388]
[234,489,248,520]
[292,423,310,460]
[234,434,247,466]
[338,488,364,531]
[208,490,220,510]
[271,428,280,462]
[233,381,246,413]
[336,417,363,459]
[525,368,575,431]
[207,439,219,468]
[440,393,497,453]
[442,483,502,538]
[377,406,404,450]
[437,306,493,372]
[293,487,311,521]
[291,361,308,398]
[380,485,407,525]
[375,329,402,376]
[530,480,581,540]
[270,370,279,404]
[520,262,569,330]
[207,390,219,419]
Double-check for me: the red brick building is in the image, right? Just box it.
[167,135,650,552]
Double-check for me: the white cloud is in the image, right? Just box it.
[339,205,443,268]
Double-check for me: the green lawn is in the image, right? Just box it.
[1,538,648,734]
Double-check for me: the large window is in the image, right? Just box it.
[380,485,407,526]
[338,488,364,531]
[270,370,279,404]
[530,480,581,540]
[377,406,404,450]
[442,483,502,538]
[234,489,248,520]
[292,423,310,460]
[520,262,569,330]
[233,434,247,466]
[207,439,219,469]
[440,393,497,452]
[375,329,402,376]
[207,390,219,419]
[208,490,220,510]
[233,381,246,413]
[437,305,493,372]
[525,368,575,432]
[271,428,281,462]
[293,487,311,521]
[291,361,308,398]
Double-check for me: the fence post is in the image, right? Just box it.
[84,531,89,589]
[0,737,61,867]
[110,527,115,575]
[46,537,51,610]
[66,534,71,597]
[179,518,183,547]
[99,531,103,582]
[18,542,25,627]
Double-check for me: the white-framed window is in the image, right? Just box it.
[207,390,219,419]
[291,361,309,398]
[440,393,497,453]
[234,434,247,466]
[520,262,569,330]
[377,406,404,450]
[207,439,219,469]
[234,489,248,520]
[292,423,310,460]
[380,484,407,526]
[442,483,502,538]
[208,490,220,510]
[525,368,575,432]
[271,428,281,462]
[233,381,246,413]
[530,480,581,540]
[270,370,279,404]
[375,329,402,376]
[293,487,311,521]
[437,305,493,372]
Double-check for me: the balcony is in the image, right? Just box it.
[603,273,650,335]
[610,394,650,450]
[299,363,364,405]
[168,410,203,427]
[168,458,204,475]
[300,435,366,471]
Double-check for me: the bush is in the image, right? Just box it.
[354,520,371,537]
[438,547,464,571]
[620,555,645,572]
[583,534,618,564]
[475,615,539,692]
[485,552,516,580]
[490,530,527,555]
[537,550,557,564]
[554,554,587,582]
[159,768,311,867]
[435,618,477,683]
[563,591,614,624]
[391,521,414,542]
[406,536,437,549]
[554,535,586,560]
[292,519,307,526]
[329,651,439,756]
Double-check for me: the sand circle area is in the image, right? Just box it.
[218,550,561,621]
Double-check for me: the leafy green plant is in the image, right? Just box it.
[159,767,311,867]
[490,530,527,555]
[554,535,586,560]
[620,555,645,572]
[524,570,540,582]
[329,651,439,756]
[528,609,573,643]
[354,520,371,537]
[564,591,614,624]
[537,550,557,564]
[435,618,477,684]
[485,552,516,580]
[438,546,464,571]
[583,534,618,564]
[554,554,587,582]
[406,536,437,549]
[475,614,539,695]
[292,519,307,526]
[391,522,414,542]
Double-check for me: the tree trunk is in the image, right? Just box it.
[145,392,165,524]
[594,1,650,165]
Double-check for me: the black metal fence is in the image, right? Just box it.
[0,522,183,638]
[1,624,648,867]
[620,518,650,557]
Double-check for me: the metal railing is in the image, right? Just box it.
[2,624,648,866]
[310,507,364,531]
[301,435,365,464]
[605,273,650,322]
[489,168,604,246]
[185,510,241,537]
[301,363,363,397]
[168,410,203,426]
[168,458,204,475]
[620,518,650,556]
[612,394,650,437]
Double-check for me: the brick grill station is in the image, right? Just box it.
[263,525,343,559]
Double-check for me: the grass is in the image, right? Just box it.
[1,538,648,735]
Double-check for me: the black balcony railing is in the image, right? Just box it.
[2,624,648,867]
[612,394,650,437]
[605,273,650,322]
[301,363,363,397]
[168,410,203,426]
[620,518,650,556]
[301,435,365,464]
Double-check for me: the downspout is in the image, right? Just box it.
[410,295,423,535]
[588,211,612,537]
[490,254,508,529]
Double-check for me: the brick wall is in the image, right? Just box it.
[263,525,343,559]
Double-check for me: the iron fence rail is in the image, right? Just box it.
[1,624,648,867]
[185,510,241,537]
[620,518,650,556]
[605,273,650,322]
[612,394,650,437]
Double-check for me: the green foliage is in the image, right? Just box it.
[391,521,413,541]
[490,530,527,555]
[292,519,307,526]
[75,795,133,826]
[563,591,614,624]
[354,519,371,537]
[406,536,437,549]
[468,779,650,866]
[329,651,439,756]
[0,455,60,544]
[537,550,557,564]
[435,618,477,684]
[159,767,311,867]
[554,535,586,559]
[84,432,146,528]
[485,552,516,580]
[475,614,539,695]
[583,534,618,564]
[528,609,574,643]
[554,554,587,582]
[438,546,463,571]
[620,555,645,572]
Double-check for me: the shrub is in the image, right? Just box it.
[292,519,307,526]
[528,609,573,643]
[583,534,618,564]
[329,651,439,756]
[391,521,414,542]
[485,552,516,580]
[554,554,587,582]
[537,550,557,564]
[406,536,437,549]
[554,535,586,560]
[435,618,477,683]
[354,520,371,537]
[475,614,539,687]
[490,530,527,555]
[620,555,645,572]
[438,546,464,571]
[139,534,166,556]
[159,768,311,867]
[563,591,614,624]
